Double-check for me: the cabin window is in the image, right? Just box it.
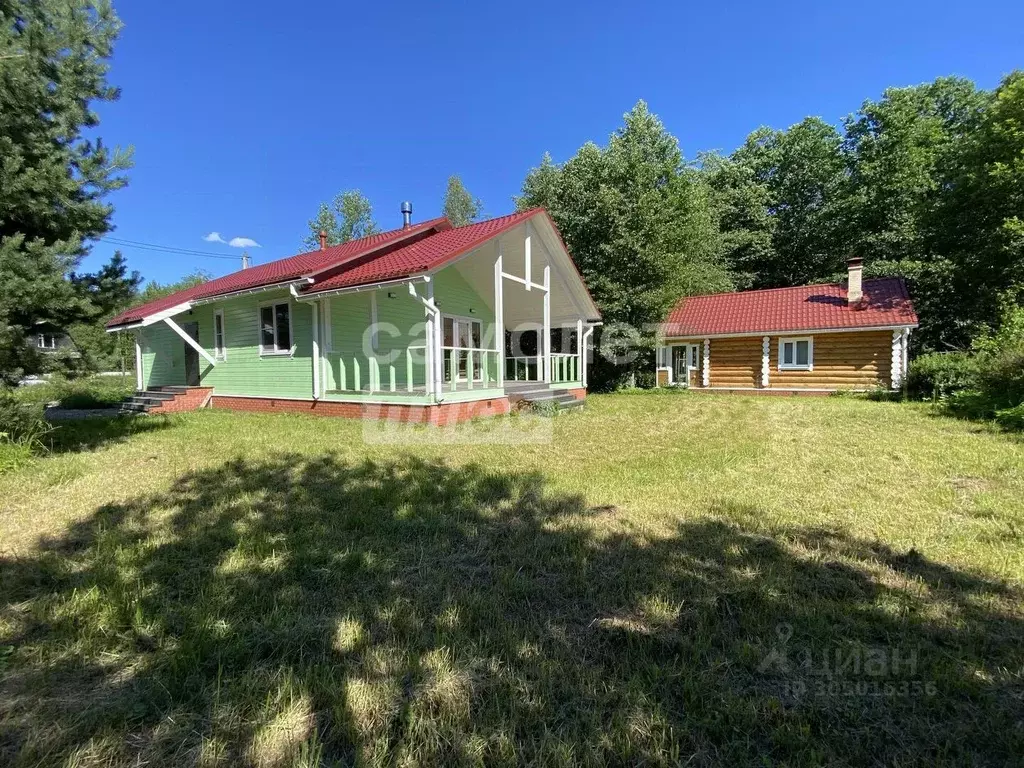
[214,310,227,360]
[36,333,57,349]
[259,302,292,355]
[779,337,813,370]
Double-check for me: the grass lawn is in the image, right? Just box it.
[1,392,1022,766]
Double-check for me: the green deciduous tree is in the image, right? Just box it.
[517,101,733,386]
[302,190,379,250]
[442,175,482,226]
[704,118,847,289]
[935,72,1024,347]
[0,0,131,383]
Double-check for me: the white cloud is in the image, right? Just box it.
[228,237,260,248]
[203,231,227,244]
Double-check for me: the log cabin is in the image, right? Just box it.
[655,258,918,393]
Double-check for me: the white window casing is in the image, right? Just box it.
[258,301,293,356]
[778,336,813,371]
[213,309,227,360]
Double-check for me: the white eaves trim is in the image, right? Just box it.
[293,275,431,302]
[105,279,313,333]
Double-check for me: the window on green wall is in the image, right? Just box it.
[259,302,292,355]
[214,310,226,360]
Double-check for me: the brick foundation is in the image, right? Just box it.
[564,387,587,400]
[210,395,511,425]
[149,387,214,413]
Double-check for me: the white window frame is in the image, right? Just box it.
[442,313,484,382]
[258,300,294,356]
[37,333,55,349]
[213,309,227,361]
[778,336,814,371]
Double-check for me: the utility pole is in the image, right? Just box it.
[241,251,250,269]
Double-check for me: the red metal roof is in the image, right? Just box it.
[105,208,598,330]
[663,278,918,337]
[306,208,544,294]
[106,217,449,328]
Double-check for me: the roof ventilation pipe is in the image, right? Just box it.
[401,201,413,229]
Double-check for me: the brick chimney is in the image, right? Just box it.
[319,230,327,251]
[847,256,864,307]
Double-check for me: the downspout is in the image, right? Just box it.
[582,324,595,389]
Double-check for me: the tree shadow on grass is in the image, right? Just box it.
[1,455,1021,766]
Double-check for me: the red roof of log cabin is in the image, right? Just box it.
[662,278,918,338]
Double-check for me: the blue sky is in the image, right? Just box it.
[88,0,1023,286]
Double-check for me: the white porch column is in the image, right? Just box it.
[311,301,320,399]
[322,297,332,390]
[702,338,710,387]
[576,318,583,383]
[427,279,443,397]
[134,332,144,391]
[494,243,504,387]
[761,336,770,388]
[542,264,551,382]
[423,282,435,397]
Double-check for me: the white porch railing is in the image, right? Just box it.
[442,346,500,390]
[506,355,540,381]
[550,353,581,384]
[506,353,581,383]
[323,344,428,393]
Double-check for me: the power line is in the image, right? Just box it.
[100,236,243,261]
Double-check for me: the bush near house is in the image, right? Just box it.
[907,304,1024,429]
[13,375,135,411]
[945,305,1024,427]
[906,351,976,400]
[0,390,51,471]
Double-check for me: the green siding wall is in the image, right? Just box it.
[140,266,496,398]
[140,322,186,387]
[324,289,428,392]
[189,290,315,398]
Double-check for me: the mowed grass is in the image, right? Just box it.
[1,392,1022,766]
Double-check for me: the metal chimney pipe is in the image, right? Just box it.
[401,201,413,229]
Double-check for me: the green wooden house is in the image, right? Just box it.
[106,208,601,422]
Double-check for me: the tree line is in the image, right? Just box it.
[3,1,1020,391]
[519,76,1023,384]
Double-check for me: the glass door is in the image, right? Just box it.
[672,346,687,385]
[670,344,701,387]
[443,315,483,383]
